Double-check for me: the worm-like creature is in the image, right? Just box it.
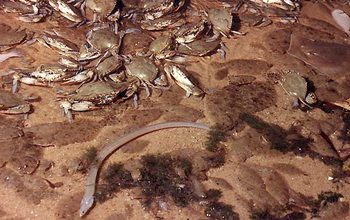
[79,121,210,217]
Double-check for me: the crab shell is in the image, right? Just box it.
[85,0,118,19]
[148,34,176,59]
[125,56,159,83]
[207,8,233,37]
[87,28,124,53]
[94,56,123,80]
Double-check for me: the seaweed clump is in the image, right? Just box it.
[313,191,344,210]
[250,209,306,220]
[71,146,98,173]
[206,125,227,152]
[138,154,195,207]
[239,112,311,153]
[239,112,343,166]
[95,163,134,202]
[94,150,238,219]
[205,202,239,220]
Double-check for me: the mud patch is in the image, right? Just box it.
[0,115,24,141]
[152,86,184,106]
[306,73,350,103]
[298,17,347,37]
[121,140,150,154]
[24,119,106,147]
[0,116,42,174]
[205,82,276,130]
[0,167,55,204]
[55,192,82,219]
[161,105,204,122]
[117,109,164,129]
[264,28,292,54]
[212,59,272,79]
[0,207,6,218]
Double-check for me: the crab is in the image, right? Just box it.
[120,30,154,56]
[12,65,73,92]
[177,37,222,57]
[84,0,120,22]
[59,57,81,69]
[0,23,29,51]
[59,80,137,122]
[140,0,185,21]
[163,63,203,97]
[279,70,317,108]
[124,56,169,96]
[1,0,51,23]
[239,11,272,27]
[140,13,186,31]
[207,8,234,37]
[0,90,32,115]
[37,31,79,56]
[248,0,300,11]
[48,0,84,25]
[145,33,176,59]
[174,17,211,44]
[64,56,123,84]
[79,26,125,61]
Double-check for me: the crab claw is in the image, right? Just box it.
[12,74,20,93]
[61,70,94,85]
[60,101,73,123]
[71,101,97,112]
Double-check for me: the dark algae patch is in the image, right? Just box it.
[239,112,311,153]
[70,146,98,173]
[95,148,238,219]
[249,191,345,220]
[205,82,276,130]
[206,125,227,152]
[205,202,239,220]
[314,191,344,208]
[95,163,134,202]
[250,210,306,220]
[138,154,195,207]
[240,112,342,166]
